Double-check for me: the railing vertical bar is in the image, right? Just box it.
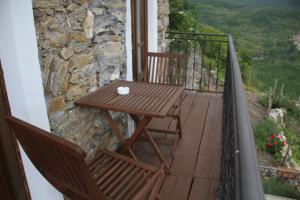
[208,40,213,92]
[176,57,179,85]
[200,41,205,92]
[192,40,197,90]
[216,42,221,92]
[184,39,189,88]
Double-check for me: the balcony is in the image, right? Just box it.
[132,91,222,199]
[125,32,264,200]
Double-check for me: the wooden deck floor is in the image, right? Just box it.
[133,91,223,200]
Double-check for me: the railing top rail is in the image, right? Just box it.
[166,31,229,38]
[228,35,265,200]
[167,38,229,43]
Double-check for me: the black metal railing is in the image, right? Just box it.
[220,35,265,200]
[166,32,265,200]
[166,32,229,93]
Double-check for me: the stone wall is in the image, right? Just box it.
[32,0,127,158]
[260,166,300,189]
[157,0,170,52]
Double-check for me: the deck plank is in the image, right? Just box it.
[133,141,172,167]
[160,175,193,200]
[208,180,219,200]
[170,94,210,177]
[193,97,223,179]
[188,178,210,200]
[168,91,198,132]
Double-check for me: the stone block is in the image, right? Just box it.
[70,42,90,53]
[67,3,79,12]
[67,84,86,100]
[45,31,68,47]
[33,0,60,9]
[91,7,105,15]
[48,96,65,115]
[50,57,69,96]
[69,32,87,42]
[84,10,94,39]
[42,53,54,89]
[71,52,94,69]
[60,47,74,60]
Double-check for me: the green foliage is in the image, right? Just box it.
[262,177,299,198]
[238,49,251,80]
[275,97,300,121]
[259,94,300,121]
[169,0,223,33]
[258,95,269,108]
[191,0,300,98]
[284,129,300,165]
[169,0,229,87]
[169,0,199,32]
[254,118,300,165]
[254,119,280,151]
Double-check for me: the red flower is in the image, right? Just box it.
[274,141,278,145]
[266,143,273,148]
[282,141,286,145]
[271,134,276,139]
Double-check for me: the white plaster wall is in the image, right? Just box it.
[126,0,133,82]
[126,0,135,135]
[0,0,63,199]
[148,0,158,52]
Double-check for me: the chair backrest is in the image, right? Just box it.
[6,116,106,200]
[144,52,187,86]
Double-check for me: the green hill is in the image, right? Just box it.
[191,0,300,98]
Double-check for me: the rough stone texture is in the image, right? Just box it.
[83,10,94,39]
[293,33,300,50]
[32,0,127,159]
[268,108,286,126]
[60,47,74,60]
[158,0,170,52]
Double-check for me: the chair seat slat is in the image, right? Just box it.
[115,169,147,200]
[124,171,152,200]
[108,166,140,198]
[96,160,123,185]
[99,162,130,190]
[101,164,135,193]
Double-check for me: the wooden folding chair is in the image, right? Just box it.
[143,52,187,155]
[6,116,164,200]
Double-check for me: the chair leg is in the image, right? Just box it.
[171,133,179,157]
[148,169,164,200]
[176,115,182,138]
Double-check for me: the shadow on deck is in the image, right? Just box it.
[133,91,223,200]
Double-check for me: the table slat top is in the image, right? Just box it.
[75,81,184,117]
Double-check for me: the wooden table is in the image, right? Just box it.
[75,80,184,171]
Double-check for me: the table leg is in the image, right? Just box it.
[130,114,170,173]
[126,116,151,149]
[143,128,170,173]
[101,110,138,160]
